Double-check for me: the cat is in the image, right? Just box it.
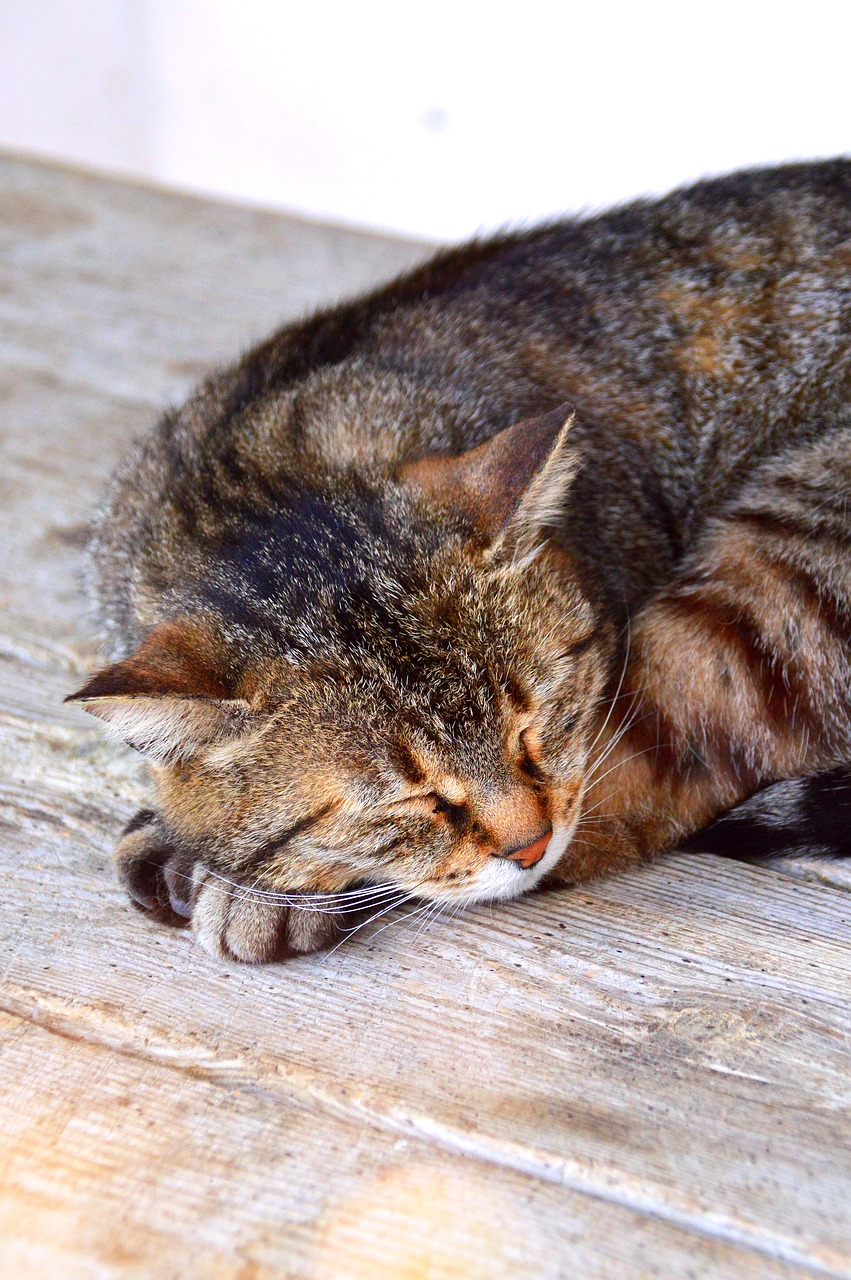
[68,159,851,964]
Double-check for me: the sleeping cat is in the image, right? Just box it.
[68,159,851,963]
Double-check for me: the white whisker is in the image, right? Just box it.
[367,899,435,948]
[156,858,409,914]
[586,743,674,794]
[420,900,450,941]
[410,898,445,946]
[321,893,422,959]
[585,701,654,783]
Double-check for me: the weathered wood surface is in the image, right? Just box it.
[1,154,849,1280]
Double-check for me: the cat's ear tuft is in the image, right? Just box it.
[399,403,579,562]
[65,618,258,761]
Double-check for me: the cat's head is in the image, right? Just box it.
[69,407,611,919]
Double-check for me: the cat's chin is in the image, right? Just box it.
[444,821,574,906]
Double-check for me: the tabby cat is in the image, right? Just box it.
[69,160,851,963]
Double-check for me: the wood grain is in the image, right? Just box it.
[1,154,849,1279]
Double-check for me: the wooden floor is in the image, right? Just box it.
[1,154,849,1280]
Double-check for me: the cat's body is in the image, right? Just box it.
[70,160,851,962]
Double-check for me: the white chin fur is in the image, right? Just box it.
[451,820,574,906]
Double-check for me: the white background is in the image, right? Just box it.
[1,0,849,241]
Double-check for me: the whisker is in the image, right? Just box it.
[419,900,451,941]
[574,793,620,821]
[561,834,599,851]
[137,857,408,914]
[585,743,675,795]
[268,880,405,905]
[448,899,468,925]
[590,680,648,753]
[369,899,435,948]
[320,893,420,960]
[410,898,446,946]
[585,703,654,783]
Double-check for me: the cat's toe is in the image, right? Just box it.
[161,859,194,918]
[114,809,194,926]
[191,870,344,964]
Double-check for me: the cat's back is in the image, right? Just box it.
[90,160,851,655]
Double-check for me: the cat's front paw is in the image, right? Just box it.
[114,810,345,963]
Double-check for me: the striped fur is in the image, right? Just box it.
[686,771,851,860]
[67,159,851,961]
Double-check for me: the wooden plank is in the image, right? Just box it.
[1,154,850,1278]
[753,853,851,893]
[3,779,850,1276]
[0,1012,810,1280]
[0,153,430,407]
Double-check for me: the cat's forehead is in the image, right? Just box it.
[263,621,565,779]
[251,554,591,731]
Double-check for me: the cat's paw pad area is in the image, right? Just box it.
[113,810,345,963]
[190,869,345,964]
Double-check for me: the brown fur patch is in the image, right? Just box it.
[667,292,754,379]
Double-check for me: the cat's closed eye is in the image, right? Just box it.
[430,794,465,820]
[393,790,465,821]
[516,727,545,780]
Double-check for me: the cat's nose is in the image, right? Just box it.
[499,825,552,869]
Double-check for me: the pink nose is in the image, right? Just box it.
[503,826,552,869]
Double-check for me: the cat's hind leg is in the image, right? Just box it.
[684,767,851,859]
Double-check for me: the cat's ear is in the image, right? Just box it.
[399,403,578,561]
[65,619,258,762]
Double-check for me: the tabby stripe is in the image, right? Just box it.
[250,802,338,864]
[559,627,602,661]
[371,835,410,859]
[122,808,158,836]
[663,588,817,736]
[733,507,851,548]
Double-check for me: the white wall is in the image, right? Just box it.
[1,0,849,241]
